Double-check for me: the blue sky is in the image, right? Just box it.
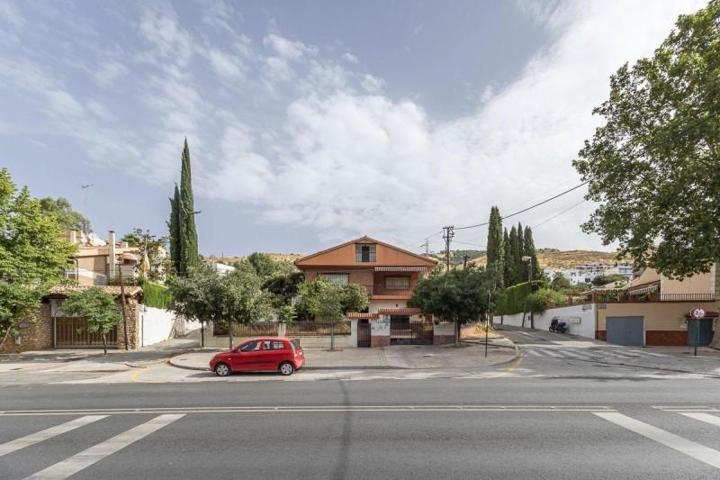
[0,0,704,256]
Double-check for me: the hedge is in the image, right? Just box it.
[141,281,173,309]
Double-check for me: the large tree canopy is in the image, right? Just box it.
[574,2,720,278]
[0,169,75,347]
[38,197,92,233]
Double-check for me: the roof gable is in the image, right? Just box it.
[295,236,437,268]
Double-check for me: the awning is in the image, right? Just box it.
[377,308,423,316]
[347,312,379,319]
[374,266,428,272]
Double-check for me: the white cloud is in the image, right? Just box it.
[207,48,245,80]
[193,0,705,250]
[94,59,129,87]
[360,74,385,93]
[342,52,358,64]
[263,33,317,61]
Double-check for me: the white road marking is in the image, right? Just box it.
[22,414,184,480]
[561,350,595,361]
[681,412,720,427]
[595,412,720,470]
[630,349,666,357]
[0,405,616,417]
[539,349,564,358]
[0,415,106,457]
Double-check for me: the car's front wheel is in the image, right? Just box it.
[279,362,295,376]
[214,363,231,377]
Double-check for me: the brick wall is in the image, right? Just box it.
[646,330,688,346]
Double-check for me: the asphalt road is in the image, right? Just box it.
[2,330,720,479]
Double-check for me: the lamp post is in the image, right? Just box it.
[522,255,534,329]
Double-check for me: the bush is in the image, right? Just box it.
[525,288,568,315]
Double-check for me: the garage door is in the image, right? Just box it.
[606,316,644,346]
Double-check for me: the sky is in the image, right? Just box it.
[0,0,706,256]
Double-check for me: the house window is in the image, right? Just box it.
[355,244,376,262]
[319,273,349,285]
[385,276,410,290]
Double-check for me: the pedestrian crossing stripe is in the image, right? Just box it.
[524,348,667,361]
[2,410,720,477]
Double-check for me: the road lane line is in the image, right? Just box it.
[594,412,720,469]
[0,415,107,457]
[681,412,720,427]
[22,414,184,480]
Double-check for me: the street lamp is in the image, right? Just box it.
[522,255,534,329]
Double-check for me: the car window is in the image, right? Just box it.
[271,341,286,350]
[240,341,260,352]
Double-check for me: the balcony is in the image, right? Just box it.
[358,282,418,299]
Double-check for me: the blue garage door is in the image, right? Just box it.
[606,316,644,346]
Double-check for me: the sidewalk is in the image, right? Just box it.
[170,338,518,371]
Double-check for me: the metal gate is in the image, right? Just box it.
[390,316,433,345]
[688,318,714,347]
[357,320,370,347]
[606,316,644,346]
[56,317,118,348]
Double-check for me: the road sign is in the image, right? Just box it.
[690,307,706,319]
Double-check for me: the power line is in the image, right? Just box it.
[454,181,588,231]
[453,239,485,248]
[532,199,587,229]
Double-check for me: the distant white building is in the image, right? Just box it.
[547,263,633,285]
[212,263,235,276]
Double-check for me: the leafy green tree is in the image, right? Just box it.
[0,169,76,349]
[297,279,369,350]
[168,184,181,275]
[574,1,720,278]
[38,197,92,233]
[62,288,122,354]
[486,206,504,288]
[263,271,305,307]
[525,288,567,317]
[277,304,297,323]
[122,228,169,281]
[591,274,628,287]
[409,267,492,344]
[220,268,270,350]
[168,265,222,346]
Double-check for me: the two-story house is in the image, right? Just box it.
[295,236,443,347]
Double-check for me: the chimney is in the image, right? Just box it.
[69,230,78,245]
[107,230,117,280]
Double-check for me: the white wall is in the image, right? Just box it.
[495,304,596,339]
[140,307,201,347]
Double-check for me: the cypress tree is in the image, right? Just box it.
[508,226,520,286]
[516,222,527,282]
[179,138,199,274]
[486,206,504,288]
[168,184,181,274]
[503,228,512,286]
[523,225,541,282]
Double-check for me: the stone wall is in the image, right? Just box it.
[0,303,53,353]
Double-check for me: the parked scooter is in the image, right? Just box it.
[549,318,569,334]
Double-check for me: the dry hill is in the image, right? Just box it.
[468,248,623,269]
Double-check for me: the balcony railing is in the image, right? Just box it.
[357,283,417,297]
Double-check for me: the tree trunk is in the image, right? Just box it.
[330,322,335,351]
[455,320,460,346]
[118,268,130,351]
[201,321,205,347]
[102,333,108,355]
[228,322,233,351]
[0,327,11,351]
[521,311,526,328]
[530,312,535,330]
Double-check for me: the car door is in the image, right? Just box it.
[231,340,261,371]
[256,339,279,371]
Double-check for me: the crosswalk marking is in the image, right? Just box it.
[22,414,184,480]
[680,412,720,427]
[595,412,720,470]
[0,415,106,457]
[524,347,668,362]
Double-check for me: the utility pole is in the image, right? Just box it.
[442,226,454,272]
[420,239,430,255]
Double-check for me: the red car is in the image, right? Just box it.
[209,337,305,376]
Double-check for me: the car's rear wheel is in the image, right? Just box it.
[214,363,230,377]
[279,362,294,376]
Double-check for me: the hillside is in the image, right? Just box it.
[208,253,303,265]
[466,248,623,269]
